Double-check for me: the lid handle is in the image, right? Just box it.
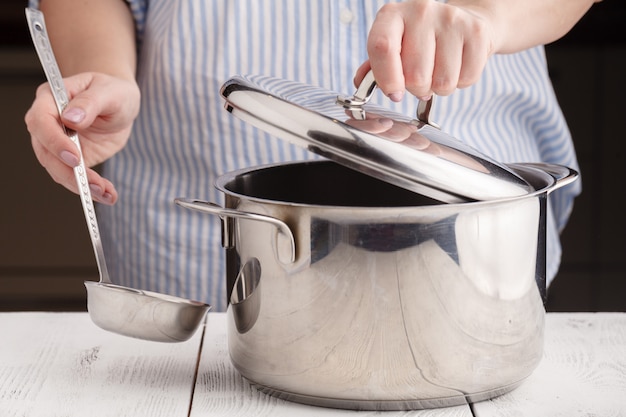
[337,70,439,129]
[416,98,440,129]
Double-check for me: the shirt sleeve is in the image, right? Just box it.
[124,0,147,45]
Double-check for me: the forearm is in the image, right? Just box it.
[447,0,601,54]
[39,0,136,81]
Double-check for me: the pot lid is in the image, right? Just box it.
[219,71,531,203]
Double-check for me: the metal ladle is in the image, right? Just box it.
[26,8,210,342]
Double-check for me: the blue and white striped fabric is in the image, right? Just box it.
[91,0,580,311]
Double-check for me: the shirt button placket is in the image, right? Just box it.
[339,7,354,25]
[333,0,362,92]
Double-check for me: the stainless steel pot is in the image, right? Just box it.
[175,159,577,410]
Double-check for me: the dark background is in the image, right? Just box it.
[1,1,624,312]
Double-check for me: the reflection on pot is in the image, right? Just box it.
[310,216,458,262]
[229,258,262,334]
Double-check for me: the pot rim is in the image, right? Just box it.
[214,160,577,210]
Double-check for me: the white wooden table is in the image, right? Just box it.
[1,312,624,417]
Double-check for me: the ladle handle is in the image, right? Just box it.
[337,69,440,128]
[26,8,111,283]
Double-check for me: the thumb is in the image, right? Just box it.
[56,72,102,129]
[61,105,87,125]
[58,72,139,132]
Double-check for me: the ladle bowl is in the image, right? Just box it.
[26,8,210,343]
[84,282,211,342]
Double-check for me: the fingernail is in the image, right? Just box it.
[100,192,114,205]
[89,184,104,198]
[418,95,433,101]
[63,107,86,124]
[60,150,80,167]
[89,184,114,204]
[388,92,404,102]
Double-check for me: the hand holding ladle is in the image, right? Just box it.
[26,8,210,342]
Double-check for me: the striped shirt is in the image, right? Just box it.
[65,0,582,311]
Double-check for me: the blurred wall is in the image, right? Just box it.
[543,2,626,311]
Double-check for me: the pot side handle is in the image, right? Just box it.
[509,162,579,194]
[174,198,296,264]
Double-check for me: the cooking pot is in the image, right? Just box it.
[176,73,578,410]
[175,159,576,410]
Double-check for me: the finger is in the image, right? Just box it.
[25,87,82,169]
[393,0,439,100]
[64,156,117,205]
[367,4,406,101]
[458,27,491,88]
[401,23,437,100]
[87,171,117,205]
[31,133,117,205]
[353,61,372,88]
[431,29,463,96]
[31,137,78,191]
[70,165,117,205]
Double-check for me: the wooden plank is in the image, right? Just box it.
[0,312,203,417]
[190,313,472,417]
[473,313,626,417]
[5,312,622,416]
